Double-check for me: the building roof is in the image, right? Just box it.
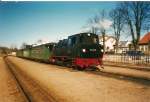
[139,32,150,44]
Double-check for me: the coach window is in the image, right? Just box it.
[68,37,76,46]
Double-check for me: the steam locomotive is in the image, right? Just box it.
[16,33,103,69]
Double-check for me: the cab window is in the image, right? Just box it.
[68,37,76,46]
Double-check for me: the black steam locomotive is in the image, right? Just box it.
[50,33,103,69]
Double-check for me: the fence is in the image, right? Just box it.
[103,54,150,67]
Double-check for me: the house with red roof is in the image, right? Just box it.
[139,32,150,54]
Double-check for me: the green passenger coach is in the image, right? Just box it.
[30,43,55,62]
[23,48,31,58]
[16,43,55,62]
[16,49,23,57]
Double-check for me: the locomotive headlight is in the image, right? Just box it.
[82,49,86,53]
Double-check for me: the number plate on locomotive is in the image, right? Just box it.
[89,49,96,51]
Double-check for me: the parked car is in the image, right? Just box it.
[124,51,144,60]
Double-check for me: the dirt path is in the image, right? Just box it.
[6,56,150,102]
[0,57,28,102]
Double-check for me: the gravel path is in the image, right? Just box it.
[0,57,28,102]
[6,56,150,102]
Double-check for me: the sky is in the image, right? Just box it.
[0,1,118,48]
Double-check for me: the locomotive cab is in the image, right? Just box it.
[67,33,103,58]
[67,33,103,68]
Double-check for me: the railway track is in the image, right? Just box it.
[42,60,150,82]
[0,57,28,102]
[84,69,150,87]
[5,57,57,102]
[4,56,150,102]
[58,66,150,86]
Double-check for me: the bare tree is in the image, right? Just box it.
[37,39,43,44]
[10,44,17,51]
[86,15,99,34]
[87,9,108,53]
[143,23,150,33]
[21,42,27,49]
[109,8,124,53]
[0,47,10,55]
[100,10,107,53]
[119,1,150,50]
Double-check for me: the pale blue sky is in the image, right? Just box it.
[0,2,118,48]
